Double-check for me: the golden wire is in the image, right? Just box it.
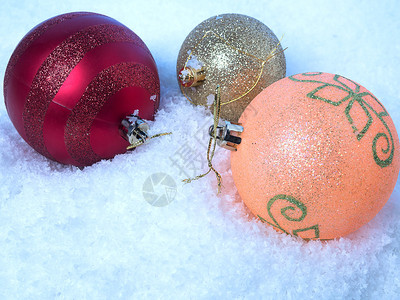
[180,30,286,106]
[183,86,223,193]
[126,132,172,150]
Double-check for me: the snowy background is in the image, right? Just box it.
[1,0,400,299]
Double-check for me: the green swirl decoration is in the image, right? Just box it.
[288,72,394,167]
[258,194,320,239]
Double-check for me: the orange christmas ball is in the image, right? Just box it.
[231,72,400,240]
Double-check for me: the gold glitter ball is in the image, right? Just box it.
[176,13,286,122]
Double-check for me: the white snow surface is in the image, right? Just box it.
[186,55,204,70]
[1,0,400,299]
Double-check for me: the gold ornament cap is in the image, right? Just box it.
[178,65,206,87]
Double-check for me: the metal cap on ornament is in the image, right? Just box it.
[209,121,243,151]
[120,115,150,148]
[120,115,172,150]
[183,85,245,193]
[178,65,206,87]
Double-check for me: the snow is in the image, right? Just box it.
[186,55,204,70]
[1,0,400,299]
[206,94,215,106]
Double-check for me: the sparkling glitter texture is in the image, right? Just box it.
[23,23,146,159]
[66,63,159,166]
[230,72,400,240]
[3,12,93,99]
[176,13,286,122]
[3,12,160,167]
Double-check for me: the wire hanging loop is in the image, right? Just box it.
[120,115,172,150]
[183,85,223,193]
[179,31,287,107]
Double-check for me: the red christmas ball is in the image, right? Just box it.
[3,12,160,167]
